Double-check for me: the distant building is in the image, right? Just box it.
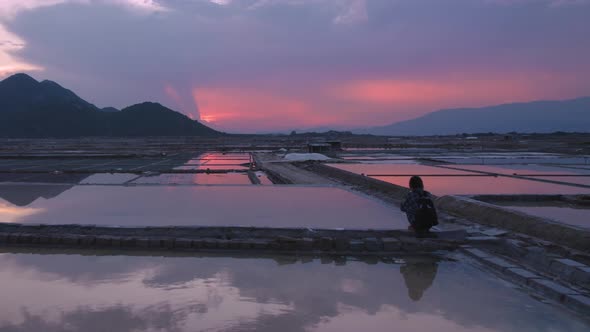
[307,143,331,153]
[326,141,342,151]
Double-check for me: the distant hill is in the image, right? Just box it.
[366,97,590,136]
[0,73,220,137]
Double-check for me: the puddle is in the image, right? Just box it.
[133,173,253,185]
[174,151,251,171]
[0,185,406,228]
[494,204,590,229]
[433,157,588,165]
[528,176,590,186]
[357,160,419,164]
[0,252,587,332]
[80,173,139,184]
[194,152,251,161]
[174,164,249,170]
[441,164,590,175]
[327,164,478,176]
[370,176,590,195]
[340,154,416,161]
[14,173,91,184]
[564,166,590,171]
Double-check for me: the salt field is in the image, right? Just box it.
[1,143,589,323]
[0,185,407,228]
[132,173,254,185]
[438,164,590,176]
[494,205,590,230]
[174,164,250,170]
[0,252,587,332]
[330,154,590,195]
[528,176,590,186]
[371,175,590,195]
[80,173,140,184]
[430,156,589,165]
[327,164,478,176]
[1,0,590,325]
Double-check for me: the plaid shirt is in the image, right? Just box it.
[401,189,430,226]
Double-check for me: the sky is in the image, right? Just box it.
[0,0,589,133]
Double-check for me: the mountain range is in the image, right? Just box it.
[365,97,590,136]
[2,73,588,137]
[0,73,220,137]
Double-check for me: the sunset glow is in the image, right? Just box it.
[190,71,584,132]
[194,87,332,131]
[0,201,43,223]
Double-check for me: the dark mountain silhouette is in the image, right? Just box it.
[107,102,217,136]
[0,183,83,206]
[0,73,220,137]
[365,97,590,136]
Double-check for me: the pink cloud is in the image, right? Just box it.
[193,87,334,132]
[328,70,590,111]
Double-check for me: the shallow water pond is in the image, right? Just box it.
[327,164,478,176]
[0,185,405,228]
[0,252,587,332]
[132,173,253,185]
[441,164,590,176]
[371,176,590,195]
[497,205,590,229]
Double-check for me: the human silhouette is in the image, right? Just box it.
[400,261,439,301]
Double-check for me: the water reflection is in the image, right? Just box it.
[132,173,253,185]
[372,175,590,195]
[501,205,590,229]
[0,201,44,223]
[2,304,192,332]
[328,164,475,175]
[0,186,406,228]
[0,184,75,207]
[401,261,438,301]
[0,251,587,332]
[442,164,590,176]
[0,154,196,205]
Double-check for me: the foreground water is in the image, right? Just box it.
[0,251,587,332]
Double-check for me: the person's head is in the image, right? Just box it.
[409,176,424,190]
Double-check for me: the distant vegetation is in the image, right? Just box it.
[0,73,220,137]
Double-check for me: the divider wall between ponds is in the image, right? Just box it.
[0,224,462,254]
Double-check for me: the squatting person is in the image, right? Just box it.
[400,176,438,236]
